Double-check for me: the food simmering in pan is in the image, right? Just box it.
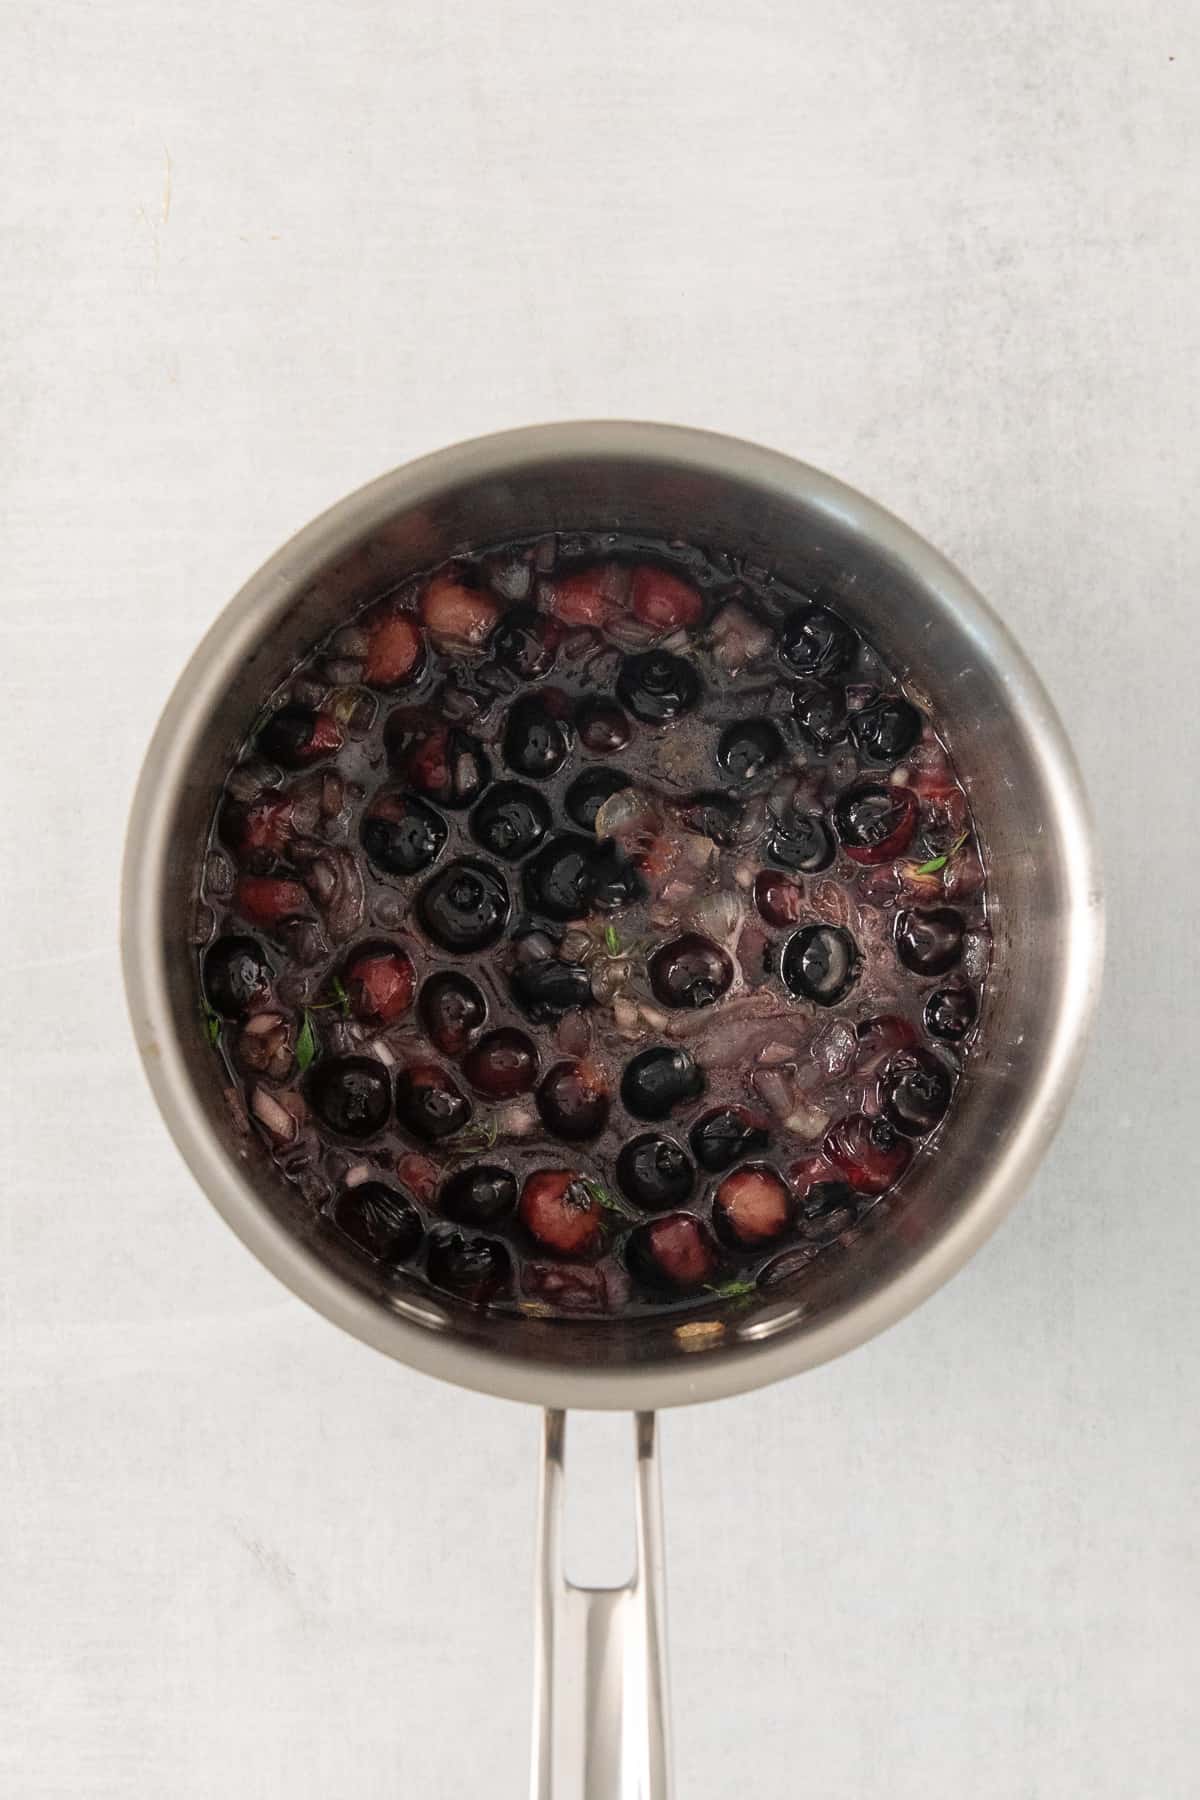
[196,531,989,1319]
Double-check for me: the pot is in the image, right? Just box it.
[122,422,1103,1798]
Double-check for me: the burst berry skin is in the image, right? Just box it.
[626,1214,719,1291]
[419,572,499,647]
[824,1113,912,1194]
[363,613,425,688]
[713,1165,794,1246]
[629,565,703,634]
[343,944,415,1023]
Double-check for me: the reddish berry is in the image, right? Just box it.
[344,944,415,1024]
[537,1060,610,1141]
[462,1028,539,1099]
[363,612,425,687]
[629,565,703,634]
[545,565,627,628]
[234,876,311,928]
[520,1170,604,1258]
[419,572,499,647]
[824,1113,912,1195]
[713,1165,794,1246]
[754,869,805,927]
[854,1014,918,1073]
[834,783,919,864]
[626,1214,719,1291]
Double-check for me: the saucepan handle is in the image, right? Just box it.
[530,1410,672,1800]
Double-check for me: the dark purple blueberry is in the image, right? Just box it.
[925,984,978,1041]
[503,694,572,780]
[394,1062,472,1142]
[438,1164,518,1226]
[537,1060,610,1141]
[425,1227,512,1305]
[469,782,552,862]
[489,605,560,680]
[577,698,631,754]
[329,1182,423,1261]
[616,1134,694,1209]
[621,1047,706,1121]
[385,716,492,808]
[778,604,857,678]
[834,783,919,864]
[360,791,448,876]
[792,684,849,751]
[881,1048,953,1136]
[419,971,486,1055]
[588,842,644,913]
[781,924,860,1005]
[616,651,701,725]
[510,957,594,1021]
[462,1028,539,1099]
[754,870,805,928]
[256,703,343,768]
[648,933,734,1009]
[675,791,743,847]
[203,934,272,1018]
[716,720,783,784]
[523,834,598,921]
[565,768,631,832]
[689,1106,770,1173]
[849,696,923,765]
[306,1056,392,1139]
[894,906,965,976]
[768,814,835,873]
[798,1180,858,1238]
[417,858,510,952]
[625,1214,719,1292]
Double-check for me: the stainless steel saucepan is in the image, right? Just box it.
[122,423,1103,1799]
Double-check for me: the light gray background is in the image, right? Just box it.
[3,2,1197,1795]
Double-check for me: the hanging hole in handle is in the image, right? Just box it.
[561,1412,637,1589]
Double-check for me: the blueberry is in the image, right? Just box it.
[417,858,510,951]
[925,984,977,1041]
[360,791,448,876]
[386,717,491,809]
[894,906,965,975]
[778,604,857,678]
[425,1227,512,1304]
[792,684,849,751]
[522,834,598,921]
[510,957,594,1021]
[881,1048,953,1135]
[503,695,572,780]
[689,1106,770,1173]
[675,791,743,847]
[849,696,923,765]
[462,1028,539,1099]
[587,842,644,913]
[716,720,783,784]
[203,934,272,1018]
[394,1063,472,1141]
[767,814,835,873]
[469,782,552,862]
[438,1164,518,1226]
[536,1061,610,1141]
[306,1057,392,1139]
[419,971,487,1055]
[621,1046,706,1121]
[833,783,919,864]
[329,1182,423,1261]
[798,1180,858,1238]
[256,703,342,768]
[648,933,734,1009]
[616,1134,694,1210]
[565,768,631,832]
[781,924,861,1005]
[490,606,559,680]
[616,651,701,725]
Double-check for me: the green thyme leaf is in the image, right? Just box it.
[202,1003,222,1048]
[330,975,350,1016]
[580,1177,640,1222]
[704,1278,758,1301]
[914,830,969,877]
[294,1011,317,1072]
[445,1117,499,1154]
[603,924,621,956]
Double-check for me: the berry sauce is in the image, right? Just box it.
[196,533,989,1321]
